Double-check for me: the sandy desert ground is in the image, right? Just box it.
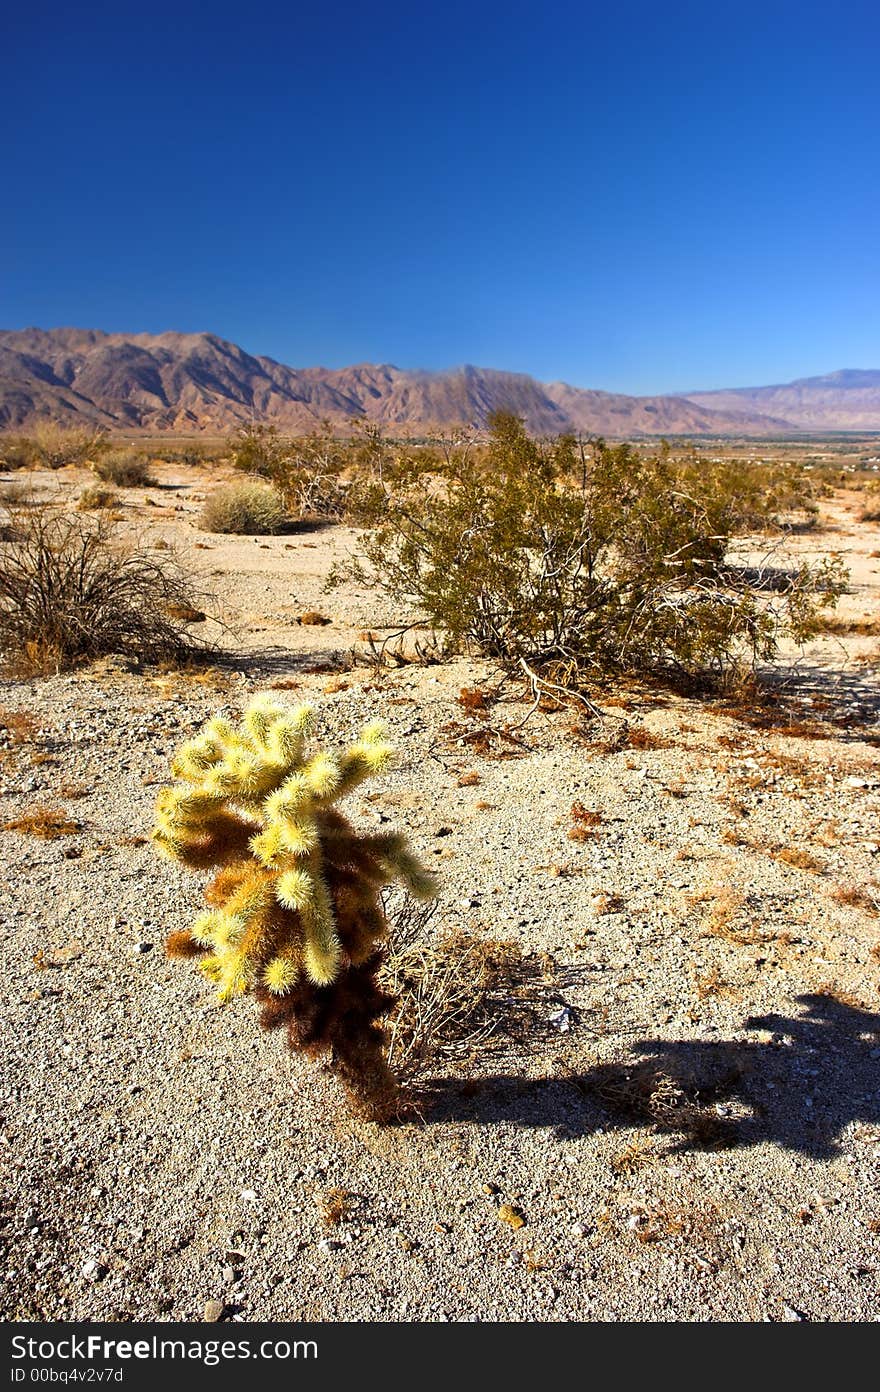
[1,458,879,1322]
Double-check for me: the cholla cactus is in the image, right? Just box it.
[152,693,437,1117]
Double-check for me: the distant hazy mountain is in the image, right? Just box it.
[0,327,876,436]
[681,370,880,431]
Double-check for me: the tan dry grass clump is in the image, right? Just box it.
[568,801,603,841]
[831,884,879,915]
[611,1135,658,1174]
[77,484,118,512]
[774,847,825,873]
[3,805,79,839]
[200,479,287,535]
[589,1065,737,1148]
[30,424,105,470]
[626,727,673,751]
[0,708,39,745]
[380,895,558,1080]
[92,448,154,487]
[317,1187,355,1227]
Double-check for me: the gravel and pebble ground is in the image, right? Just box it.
[1,465,878,1321]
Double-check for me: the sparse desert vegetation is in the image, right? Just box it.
[91,447,154,488]
[76,483,118,512]
[7,0,880,1326]
[28,423,107,471]
[333,414,846,692]
[1,422,879,1323]
[0,502,210,672]
[200,477,288,534]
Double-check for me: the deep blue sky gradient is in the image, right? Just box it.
[3,0,879,392]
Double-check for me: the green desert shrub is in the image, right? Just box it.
[231,422,290,476]
[200,478,287,534]
[232,423,350,520]
[688,456,826,532]
[157,442,223,467]
[0,502,210,673]
[335,414,847,689]
[92,447,154,487]
[229,422,447,522]
[280,428,353,520]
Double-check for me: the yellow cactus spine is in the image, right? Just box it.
[153,693,438,1119]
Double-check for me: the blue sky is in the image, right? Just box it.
[3,1,878,393]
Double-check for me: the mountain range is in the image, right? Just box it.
[1,327,879,437]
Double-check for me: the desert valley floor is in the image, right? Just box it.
[1,458,879,1322]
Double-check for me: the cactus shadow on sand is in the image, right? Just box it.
[422,993,880,1158]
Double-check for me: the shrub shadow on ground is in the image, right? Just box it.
[423,993,880,1157]
[711,665,880,740]
[227,646,352,680]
